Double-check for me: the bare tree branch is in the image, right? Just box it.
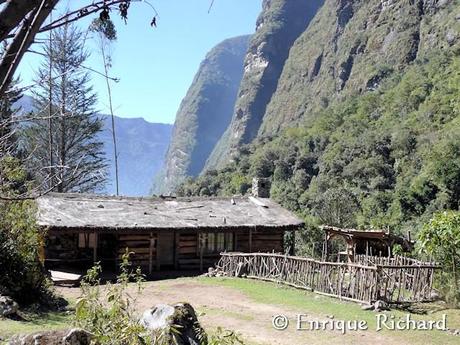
[0,0,58,96]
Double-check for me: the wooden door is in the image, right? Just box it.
[157,231,175,268]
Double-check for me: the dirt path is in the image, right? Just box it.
[57,279,416,345]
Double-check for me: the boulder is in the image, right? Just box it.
[430,291,441,301]
[374,300,389,312]
[8,329,92,345]
[140,303,206,345]
[140,304,176,330]
[0,295,18,317]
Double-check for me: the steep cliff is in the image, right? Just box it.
[177,0,460,237]
[152,36,250,194]
[206,0,325,169]
[260,0,460,135]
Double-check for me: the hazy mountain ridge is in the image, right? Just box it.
[151,35,251,195]
[99,115,172,196]
[15,95,172,196]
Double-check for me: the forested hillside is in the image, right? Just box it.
[177,0,460,253]
[152,36,250,194]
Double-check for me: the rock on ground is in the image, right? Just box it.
[140,303,206,345]
[0,295,18,317]
[8,329,92,345]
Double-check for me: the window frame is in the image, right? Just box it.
[198,232,234,256]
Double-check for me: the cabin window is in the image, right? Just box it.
[199,232,233,254]
[78,233,97,249]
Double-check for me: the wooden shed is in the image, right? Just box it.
[36,193,304,274]
[321,225,415,263]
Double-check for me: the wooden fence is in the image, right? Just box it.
[216,252,439,304]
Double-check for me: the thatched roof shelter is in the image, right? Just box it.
[36,193,304,233]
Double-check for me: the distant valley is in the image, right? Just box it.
[16,95,172,196]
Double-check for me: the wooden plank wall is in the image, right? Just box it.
[118,233,156,271]
[177,232,198,269]
[252,231,284,253]
[236,230,284,253]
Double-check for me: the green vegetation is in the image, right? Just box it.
[260,0,459,136]
[0,312,71,342]
[0,157,53,306]
[419,211,460,305]
[75,253,147,344]
[179,51,460,257]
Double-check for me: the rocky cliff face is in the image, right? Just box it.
[259,0,459,135]
[153,0,459,194]
[152,36,250,194]
[206,0,325,169]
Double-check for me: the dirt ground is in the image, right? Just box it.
[56,278,432,345]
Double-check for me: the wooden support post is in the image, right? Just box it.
[149,232,154,275]
[323,233,329,261]
[199,235,204,272]
[174,232,180,270]
[93,231,98,264]
[249,228,253,252]
[156,231,160,271]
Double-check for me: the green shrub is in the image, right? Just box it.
[0,157,52,306]
[75,252,148,344]
[418,211,460,306]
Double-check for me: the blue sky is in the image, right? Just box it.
[17,0,262,124]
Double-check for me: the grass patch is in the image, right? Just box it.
[0,311,72,343]
[196,277,460,345]
[198,306,254,322]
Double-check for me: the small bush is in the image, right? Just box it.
[75,251,148,344]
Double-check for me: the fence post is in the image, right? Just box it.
[375,265,382,302]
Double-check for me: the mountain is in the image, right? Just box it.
[15,95,172,196]
[176,0,460,238]
[99,116,172,196]
[259,0,459,135]
[208,0,459,168]
[151,35,251,194]
[206,0,325,169]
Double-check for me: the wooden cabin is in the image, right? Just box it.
[321,225,415,263]
[36,193,304,274]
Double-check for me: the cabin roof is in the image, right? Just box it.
[36,193,305,232]
[321,225,414,248]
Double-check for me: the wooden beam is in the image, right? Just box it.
[199,241,204,272]
[174,231,180,270]
[156,231,160,271]
[149,232,154,275]
[93,231,98,263]
[249,228,253,252]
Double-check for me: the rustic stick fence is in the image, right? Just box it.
[216,252,439,304]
